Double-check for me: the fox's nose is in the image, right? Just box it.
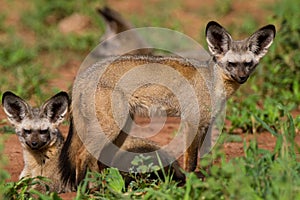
[31,141,38,147]
[238,76,248,83]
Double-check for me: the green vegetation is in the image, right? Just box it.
[3,176,60,200]
[1,0,300,199]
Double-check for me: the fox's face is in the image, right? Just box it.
[2,92,69,150]
[206,21,276,84]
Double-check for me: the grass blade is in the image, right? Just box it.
[253,115,279,137]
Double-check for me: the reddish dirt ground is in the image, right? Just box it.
[1,0,295,199]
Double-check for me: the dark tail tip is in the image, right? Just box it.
[97,6,122,23]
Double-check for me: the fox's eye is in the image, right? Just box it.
[244,61,253,66]
[23,129,31,134]
[228,62,237,67]
[40,129,49,134]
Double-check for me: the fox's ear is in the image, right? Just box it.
[42,92,69,125]
[247,24,276,59]
[2,91,30,125]
[206,21,232,56]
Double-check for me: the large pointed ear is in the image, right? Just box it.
[41,92,69,125]
[247,24,276,59]
[206,21,232,56]
[2,91,31,125]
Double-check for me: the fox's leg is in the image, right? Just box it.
[183,133,200,172]
[19,168,31,180]
[75,146,100,187]
[75,146,91,185]
[97,114,133,169]
[198,122,215,159]
[112,114,133,147]
[198,119,223,176]
[183,125,208,172]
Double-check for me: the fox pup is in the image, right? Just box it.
[70,19,276,178]
[2,91,71,192]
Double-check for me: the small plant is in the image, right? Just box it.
[76,168,126,199]
[3,176,60,200]
[128,154,161,190]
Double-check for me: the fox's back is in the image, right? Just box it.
[95,55,215,118]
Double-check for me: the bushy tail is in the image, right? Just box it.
[97,6,133,35]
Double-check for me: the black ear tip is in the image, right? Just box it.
[2,91,17,104]
[261,24,276,36]
[52,91,69,101]
[3,91,15,97]
[55,91,69,100]
[269,24,276,35]
[266,24,276,30]
[207,21,221,27]
[206,21,223,34]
